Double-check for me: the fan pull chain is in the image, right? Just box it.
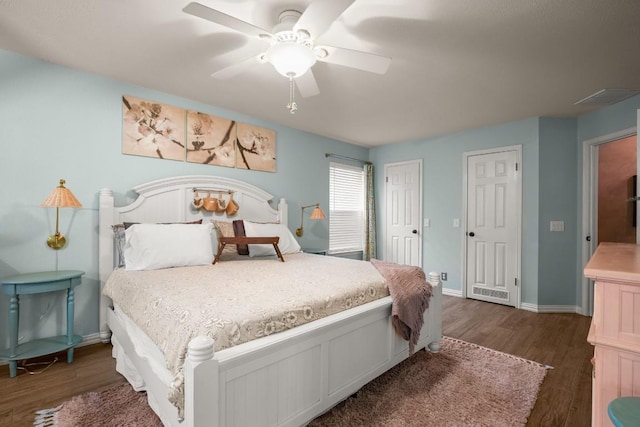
[287,74,298,114]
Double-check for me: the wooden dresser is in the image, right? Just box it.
[585,242,640,427]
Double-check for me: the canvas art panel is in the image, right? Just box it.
[122,95,186,161]
[186,111,236,167]
[235,122,276,172]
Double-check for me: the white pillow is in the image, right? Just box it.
[242,221,302,257]
[124,223,214,270]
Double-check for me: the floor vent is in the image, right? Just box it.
[473,286,509,300]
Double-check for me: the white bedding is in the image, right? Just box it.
[111,305,172,388]
[103,253,389,415]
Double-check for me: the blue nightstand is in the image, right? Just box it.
[0,270,84,377]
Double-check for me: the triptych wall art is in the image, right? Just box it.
[122,95,276,172]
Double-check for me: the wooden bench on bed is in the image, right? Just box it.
[213,236,284,264]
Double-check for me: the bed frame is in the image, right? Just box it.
[98,175,442,427]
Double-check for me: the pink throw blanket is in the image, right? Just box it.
[370,259,433,354]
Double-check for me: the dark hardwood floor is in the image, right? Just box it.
[441,296,593,427]
[0,295,593,426]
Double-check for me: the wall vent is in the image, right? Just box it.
[574,88,640,106]
[472,286,509,301]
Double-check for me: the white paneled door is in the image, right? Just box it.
[465,149,520,307]
[384,160,422,267]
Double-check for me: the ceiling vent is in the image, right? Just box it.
[574,88,640,106]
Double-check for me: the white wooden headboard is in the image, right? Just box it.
[98,175,288,341]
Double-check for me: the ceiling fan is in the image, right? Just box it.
[182,0,392,113]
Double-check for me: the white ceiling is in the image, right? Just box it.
[2,0,640,147]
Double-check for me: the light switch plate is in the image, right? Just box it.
[424,218,430,227]
[453,218,460,228]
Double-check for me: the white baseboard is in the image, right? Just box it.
[78,333,104,346]
[442,287,463,297]
[0,333,106,367]
[441,293,584,315]
[520,303,582,314]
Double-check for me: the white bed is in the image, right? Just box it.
[98,175,442,427]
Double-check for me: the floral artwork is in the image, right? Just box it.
[235,123,276,172]
[121,95,276,171]
[186,111,236,167]
[122,95,186,161]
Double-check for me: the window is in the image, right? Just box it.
[329,162,365,254]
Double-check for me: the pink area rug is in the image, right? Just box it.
[311,336,549,426]
[35,337,548,426]
[34,383,161,427]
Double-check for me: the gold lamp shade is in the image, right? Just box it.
[309,206,326,220]
[41,179,82,249]
[296,203,327,237]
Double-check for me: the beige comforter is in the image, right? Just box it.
[102,253,388,415]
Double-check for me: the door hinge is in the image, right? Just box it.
[514,277,518,287]
[515,163,519,171]
[385,176,388,183]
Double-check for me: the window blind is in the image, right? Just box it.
[329,162,365,254]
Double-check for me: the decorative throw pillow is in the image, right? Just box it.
[123,219,203,229]
[212,220,237,255]
[242,221,302,257]
[124,223,214,271]
[112,224,127,268]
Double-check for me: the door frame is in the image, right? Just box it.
[580,126,636,316]
[383,159,423,267]
[461,145,522,308]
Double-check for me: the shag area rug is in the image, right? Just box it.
[35,337,549,427]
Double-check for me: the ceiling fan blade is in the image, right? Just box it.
[317,45,391,75]
[183,2,272,38]
[295,69,320,98]
[211,54,265,79]
[293,0,355,39]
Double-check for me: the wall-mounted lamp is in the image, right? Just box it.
[41,179,82,249]
[296,203,326,237]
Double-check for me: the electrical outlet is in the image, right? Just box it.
[441,272,448,281]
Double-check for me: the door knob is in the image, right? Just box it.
[412,229,418,234]
[467,231,475,237]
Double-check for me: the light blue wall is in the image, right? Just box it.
[370,96,639,310]
[577,96,640,143]
[369,118,542,304]
[538,118,578,306]
[0,49,366,347]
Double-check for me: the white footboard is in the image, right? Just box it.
[178,272,442,427]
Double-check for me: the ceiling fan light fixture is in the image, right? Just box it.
[295,29,311,41]
[314,47,328,59]
[184,1,394,111]
[266,41,317,78]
